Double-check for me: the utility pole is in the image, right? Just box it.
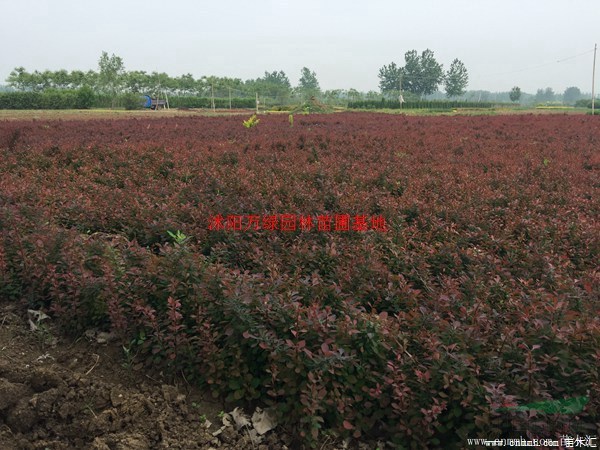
[255,92,259,114]
[593,43,597,115]
[211,84,215,112]
[155,79,160,112]
[399,74,404,109]
[229,87,232,110]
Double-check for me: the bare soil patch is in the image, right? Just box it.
[0,301,300,450]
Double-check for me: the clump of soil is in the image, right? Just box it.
[0,302,384,450]
[0,302,296,450]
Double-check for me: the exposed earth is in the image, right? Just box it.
[0,300,377,450]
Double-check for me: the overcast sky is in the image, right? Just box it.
[1,0,598,94]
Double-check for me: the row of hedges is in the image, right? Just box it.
[2,91,516,111]
[0,90,257,110]
[574,99,600,108]
[0,89,96,109]
[168,96,256,109]
[348,99,502,110]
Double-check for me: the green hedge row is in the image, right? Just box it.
[168,96,256,109]
[574,99,600,108]
[0,90,257,110]
[0,89,96,109]
[348,99,500,110]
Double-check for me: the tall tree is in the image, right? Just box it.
[379,49,444,96]
[50,69,70,89]
[33,70,52,91]
[418,49,444,96]
[262,70,291,88]
[69,70,87,90]
[378,62,401,95]
[259,70,292,101]
[297,67,321,99]
[509,86,521,103]
[535,87,555,103]
[401,50,423,95]
[6,67,29,90]
[149,71,171,94]
[323,89,344,105]
[562,86,582,105]
[97,51,125,107]
[347,88,361,102]
[444,59,468,98]
[124,70,150,94]
[84,70,99,89]
[175,73,196,96]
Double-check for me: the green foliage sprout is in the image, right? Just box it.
[497,396,589,414]
[167,230,189,245]
[243,114,260,129]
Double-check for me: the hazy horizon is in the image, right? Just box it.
[1,0,598,94]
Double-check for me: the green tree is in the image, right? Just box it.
[323,89,343,105]
[378,61,402,95]
[69,70,88,90]
[401,50,423,95]
[347,88,361,102]
[32,70,52,91]
[200,75,244,98]
[122,92,142,110]
[124,70,150,94]
[7,67,29,90]
[562,86,582,105]
[386,49,444,97]
[365,90,381,100]
[75,85,96,109]
[444,59,468,98]
[253,70,292,103]
[48,69,69,89]
[296,67,321,99]
[509,86,521,103]
[97,51,125,108]
[149,71,171,95]
[535,87,555,104]
[175,73,196,96]
[84,70,98,89]
[418,49,444,96]
[262,70,291,88]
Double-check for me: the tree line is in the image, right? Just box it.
[378,49,469,99]
[4,50,593,109]
[507,85,588,105]
[6,52,327,106]
[6,50,469,103]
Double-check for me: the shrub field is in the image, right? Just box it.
[0,113,598,447]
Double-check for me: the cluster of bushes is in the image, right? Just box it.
[0,114,598,447]
[168,96,255,109]
[0,88,97,109]
[574,98,599,108]
[0,90,257,110]
[0,87,256,109]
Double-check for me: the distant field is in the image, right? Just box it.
[347,106,590,116]
[0,108,255,121]
[0,106,591,121]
